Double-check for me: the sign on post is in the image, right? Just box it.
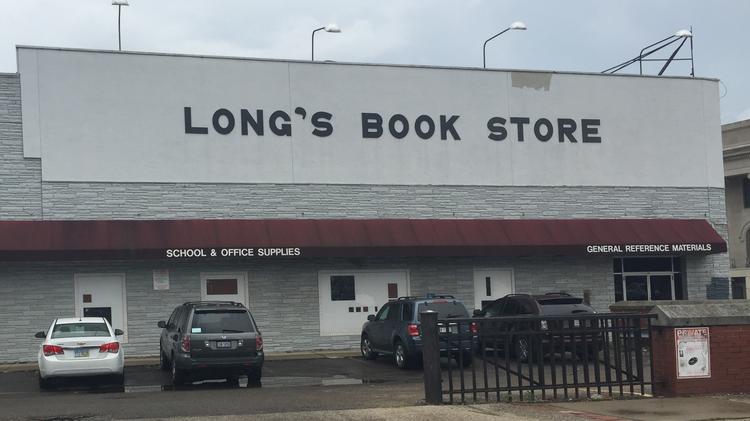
[675,327,710,379]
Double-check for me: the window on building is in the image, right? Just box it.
[613,257,685,302]
[732,277,747,299]
[743,178,750,208]
[205,278,238,295]
[330,275,355,301]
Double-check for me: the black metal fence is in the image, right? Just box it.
[420,312,656,404]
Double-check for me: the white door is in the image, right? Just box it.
[200,272,248,305]
[74,273,127,342]
[473,268,514,311]
[318,270,409,336]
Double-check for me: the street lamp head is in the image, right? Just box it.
[674,29,692,37]
[112,0,129,5]
[324,23,341,33]
[509,21,527,30]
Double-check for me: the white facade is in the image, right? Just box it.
[0,47,730,362]
[18,47,722,188]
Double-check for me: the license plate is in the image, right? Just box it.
[216,341,231,348]
[74,349,89,358]
[439,325,459,334]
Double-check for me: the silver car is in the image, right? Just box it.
[36,317,125,389]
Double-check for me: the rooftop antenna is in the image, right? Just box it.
[602,28,694,76]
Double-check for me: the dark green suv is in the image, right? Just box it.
[158,301,264,386]
[360,294,477,369]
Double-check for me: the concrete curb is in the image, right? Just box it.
[0,349,361,373]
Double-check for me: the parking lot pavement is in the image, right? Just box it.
[0,355,425,395]
[0,356,429,420]
[3,356,747,421]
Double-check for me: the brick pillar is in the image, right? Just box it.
[652,325,750,396]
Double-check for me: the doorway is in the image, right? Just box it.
[473,268,514,311]
[318,270,409,336]
[74,273,127,342]
[622,274,678,301]
[200,272,248,305]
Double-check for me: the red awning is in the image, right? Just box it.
[0,218,726,261]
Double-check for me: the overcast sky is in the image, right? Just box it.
[0,0,747,123]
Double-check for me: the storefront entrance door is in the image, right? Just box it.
[74,273,127,342]
[318,270,409,336]
[200,272,248,305]
[473,268,514,311]
[623,274,675,301]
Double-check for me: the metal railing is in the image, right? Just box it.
[420,312,656,404]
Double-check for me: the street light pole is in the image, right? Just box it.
[112,0,129,51]
[483,21,526,69]
[311,23,341,61]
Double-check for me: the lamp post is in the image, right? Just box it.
[311,23,341,61]
[483,21,526,69]
[112,0,129,51]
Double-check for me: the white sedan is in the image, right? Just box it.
[36,317,125,389]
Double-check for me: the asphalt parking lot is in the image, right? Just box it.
[0,355,424,395]
[0,356,429,420]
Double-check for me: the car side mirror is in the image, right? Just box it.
[114,329,124,336]
[367,315,375,321]
[34,331,46,339]
[473,309,484,317]
[157,321,167,329]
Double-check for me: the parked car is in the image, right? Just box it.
[360,294,477,369]
[35,317,125,389]
[158,301,264,386]
[472,293,600,362]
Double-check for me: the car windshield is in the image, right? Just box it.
[191,310,255,334]
[51,322,110,339]
[417,301,469,319]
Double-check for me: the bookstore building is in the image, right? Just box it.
[0,46,727,361]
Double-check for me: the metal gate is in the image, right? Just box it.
[421,312,656,404]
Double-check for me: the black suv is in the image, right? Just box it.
[473,293,599,362]
[360,294,477,369]
[158,301,264,386]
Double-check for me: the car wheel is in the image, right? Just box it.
[38,374,52,390]
[247,367,262,387]
[159,345,170,371]
[360,335,377,360]
[226,376,240,387]
[394,340,410,369]
[171,355,185,386]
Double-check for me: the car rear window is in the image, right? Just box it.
[417,301,469,319]
[538,298,584,305]
[191,310,255,334]
[51,322,110,339]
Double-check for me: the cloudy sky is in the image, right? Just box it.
[0,0,747,123]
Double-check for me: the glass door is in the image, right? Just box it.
[649,275,674,300]
[624,275,648,301]
[623,274,674,301]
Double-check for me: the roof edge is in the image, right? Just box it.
[14,45,720,83]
